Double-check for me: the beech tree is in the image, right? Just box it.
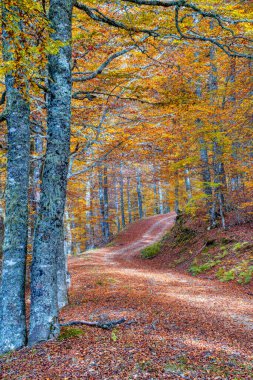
[28,0,73,345]
[0,2,30,354]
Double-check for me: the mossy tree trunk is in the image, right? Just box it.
[28,0,73,346]
[0,3,30,354]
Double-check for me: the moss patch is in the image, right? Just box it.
[141,242,162,259]
[58,327,84,341]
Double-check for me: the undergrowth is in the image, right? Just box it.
[58,327,84,341]
[141,242,162,259]
[146,213,253,285]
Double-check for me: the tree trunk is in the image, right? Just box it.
[174,175,180,215]
[0,4,30,354]
[64,209,72,256]
[29,0,73,346]
[199,138,213,223]
[98,165,110,243]
[127,177,132,224]
[184,168,192,201]
[120,165,126,228]
[85,177,95,249]
[158,181,164,214]
[57,225,68,308]
[29,123,43,252]
[103,166,110,241]
[208,43,227,228]
[136,169,144,219]
[114,176,121,233]
[211,140,227,229]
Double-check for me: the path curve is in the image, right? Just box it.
[71,212,253,357]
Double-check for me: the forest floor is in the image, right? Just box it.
[1,213,253,379]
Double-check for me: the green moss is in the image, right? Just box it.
[189,260,220,275]
[58,327,84,341]
[216,268,235,282]
[232,242,249,251]
[141,242,162,259]
[237,265,253,284]
[216,261,253,284]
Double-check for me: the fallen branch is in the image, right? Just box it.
[60,318,127,330]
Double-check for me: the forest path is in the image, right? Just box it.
[66,213,253,377]
[2,213,253,379]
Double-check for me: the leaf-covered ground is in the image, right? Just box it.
[1,213,253,379]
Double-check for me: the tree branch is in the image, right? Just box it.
[74,1,160,37]
[72,90,165,105]
[60,317,127,330]
[75,0,252,59]
[68,141,125,178]
[72,46,138,82]
[175,6,253,59]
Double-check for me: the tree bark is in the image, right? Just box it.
[57,225,68,309]
[136,169,144,219]
[114,175,121,232]
[127,177,132,224]
[103,165,110,240]
[158,181,164,214]
[120,165,126,228]
[29,0,73,346]
[0,3,30,354]
[199,137,213,222]
[184,168,192,201]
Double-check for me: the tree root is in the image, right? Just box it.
[60,317,135,330]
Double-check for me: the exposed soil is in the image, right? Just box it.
[1,213,253,379]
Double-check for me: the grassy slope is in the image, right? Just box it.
[141,214,253,288]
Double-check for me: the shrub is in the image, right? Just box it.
[189,260,220,275]
[141,242,162,259]
[216,268,235,282]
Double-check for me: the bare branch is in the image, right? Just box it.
[60,317,127,329]
[72,90,166,105]
[74,1,160,37]
[73,46,137,82]
[175,6,253,59]
[68,141,125,178]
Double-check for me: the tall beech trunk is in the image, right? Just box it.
[29,0,73,346]
[208,44,227,228]
[114,176,121,233]
[120,165,126,228]
[199,137,213,222]
[56,224,68,308]
[103,166,110,241]
[174,175,180,215]
[158,181,164,214]
[152,166,159,214]
[153,181,159,214]
[29,124,43,251]
[64,209,72,256]
[127,177,132,224]
[211,141,227,229]
[184,168,192,201]
[136,169,143,219]
[98,165,110,242]
[85,177,95,249]
[0,4,30,354]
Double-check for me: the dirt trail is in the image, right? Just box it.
[75,212,252,334]
[2,213,253,379]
